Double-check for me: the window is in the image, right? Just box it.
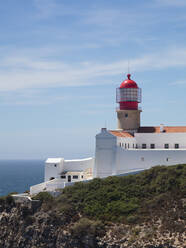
[166,158,169,162]
[141,157,144,161]
[61,175,66,179]
[125,113,128,118]
[125,143,127,149]
[136,144,138,149]
[73,175,78,179]
[150,144,155,149]
[164,144,169,149]
[50,177,55,180]
[142,144,146,149]
[54,164,57,167]
[175,144,179,149]
[128,143,130,149]
[117,88,141,102]
[133,144,135,149]
[81,175,83,179]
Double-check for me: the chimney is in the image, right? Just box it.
[160,124,164,133]
[101,127,107,133]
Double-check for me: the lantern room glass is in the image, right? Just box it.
[116,88,142,103]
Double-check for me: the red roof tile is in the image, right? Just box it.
[109,126,186,137]
[109,130,134,138]
[138,126,186,133]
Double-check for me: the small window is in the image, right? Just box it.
[81,175,83,179]
[136,144,138,149]
[175,144,179,149]
[119,142,122,147]
[61,175,66,179]
[166,158,169,162]
[133,144,135,149]
[54,164,57,167]
[50,177,55,180]
[142,144,146,149]
[150,144,155,149]
[73,175,78,179]
[141,157,144,161]
[125,113,128,118]
[125,143,127,149]
[164,144,169,149]
[128,143,130,149]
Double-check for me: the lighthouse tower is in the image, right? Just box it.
[116,74,142,131]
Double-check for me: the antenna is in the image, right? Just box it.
[127,60,130,74]
[105,120,107,129]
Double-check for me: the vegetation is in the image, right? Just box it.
[32,191,54,203]
[0,164,185,247]
[0,194,14,205]
[52,164,186,223]
[70,218,105,238]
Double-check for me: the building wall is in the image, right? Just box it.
[115,148,186,175]
[117,137,136,149]
[45,157,94,182]
[135,133,186,149]
[116,109,141,130]
[63,158,94,172]
[94,128,117,178]
[30,179,74,195]
[45,159,64,182]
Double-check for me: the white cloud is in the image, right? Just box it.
[170,80,186,86]
[33,0,79,19]
[0,46,186,92]
[0,89,66,106]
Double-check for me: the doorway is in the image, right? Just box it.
[68,175,71,182]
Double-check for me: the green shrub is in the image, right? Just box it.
[126,215,139,224]
[33,192,54,203]
[0,196,6,205]
[5,195,14,205]
[70,218,105,238]
[8,192,18,195]
[52,164,186,222]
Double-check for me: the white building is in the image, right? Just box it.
[30,74,186,195]
[30,157,94,195]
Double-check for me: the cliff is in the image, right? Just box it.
[0,164,185,248]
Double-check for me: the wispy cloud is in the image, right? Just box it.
[0,89,66,106]
[33,0,81,19]
[170,80,186,86]
[1,46,186,92]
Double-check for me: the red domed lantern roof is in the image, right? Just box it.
[120,74,138,89]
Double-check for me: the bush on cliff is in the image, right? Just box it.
[33,192,54,203]
[70,217,105,238]
[35,164,186,223]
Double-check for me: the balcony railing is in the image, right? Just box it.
[116,106,142,111]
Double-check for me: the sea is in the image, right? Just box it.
[0,160,44,196]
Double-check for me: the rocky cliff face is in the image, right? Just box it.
[0,197,185,248]
[0,165,185,248]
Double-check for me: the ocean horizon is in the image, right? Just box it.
[0,160,44,196]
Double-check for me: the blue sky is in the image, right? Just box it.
[1,0,186,159]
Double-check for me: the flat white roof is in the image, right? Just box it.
[46,158,63,163]
[65,157,94,162]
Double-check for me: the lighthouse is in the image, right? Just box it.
[30,72,186,194]
[116,74,142,131]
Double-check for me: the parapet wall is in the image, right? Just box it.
[63,157,94,172]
